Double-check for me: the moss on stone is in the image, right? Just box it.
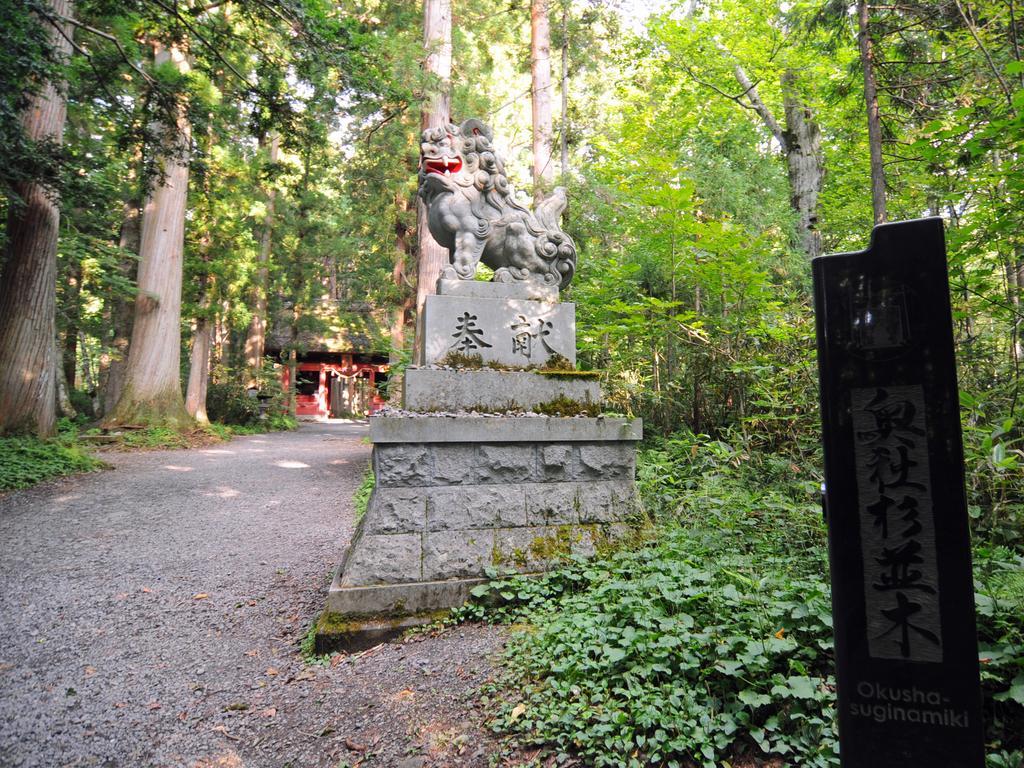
[533,396,602,417]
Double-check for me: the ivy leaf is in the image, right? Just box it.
[738,689,771,708]
[993,674,1024,705]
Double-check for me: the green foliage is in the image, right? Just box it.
[459,440,1024,766]
[353,463,374,522]
[0,434,103,490]
[205,382,261,426]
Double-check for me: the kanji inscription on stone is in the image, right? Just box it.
[813,217,983,768]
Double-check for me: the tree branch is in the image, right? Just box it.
[953,0,1015,113]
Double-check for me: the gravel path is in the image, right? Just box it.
[0,423,507,768]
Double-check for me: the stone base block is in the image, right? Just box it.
[436,277,559,303]
[326,571,488,617]
[403,368,600,411]
[314,608,453,654]
[421,293,576,367]
[326,415,642,625]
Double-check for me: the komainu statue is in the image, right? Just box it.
[418,119,577,289]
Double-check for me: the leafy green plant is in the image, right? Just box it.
[353,464,374,522]
[0,435,104,490]
[458,439,1023,767]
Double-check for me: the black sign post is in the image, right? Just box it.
[813,217,984,767]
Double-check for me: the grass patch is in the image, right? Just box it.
[353,464,375,522]
[0,434,105,490]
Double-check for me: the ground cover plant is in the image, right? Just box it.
[458,434,1024,768]
[0,427,104,490]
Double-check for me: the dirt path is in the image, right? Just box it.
[0,423,506,768]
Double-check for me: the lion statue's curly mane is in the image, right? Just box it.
[418,119,577,289]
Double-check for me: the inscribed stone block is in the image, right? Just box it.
[375,445,433,486]
[426,485,527,530]
[362,488,426,534]
[477,445,536,483]
[421,293,576,367]
[340,534,422,586]
[525,482,580,525]
[422,531,494,580]
[577,443,635,480]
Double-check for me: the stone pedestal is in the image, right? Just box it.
[317,279,643,651]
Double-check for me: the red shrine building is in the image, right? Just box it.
[279,352,388,418]
[266,314,389,419]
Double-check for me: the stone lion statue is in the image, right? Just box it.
[418,119,577,289]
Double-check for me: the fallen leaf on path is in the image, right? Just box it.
[345,738,367,752]
[148,701,162,711]
[113,701,126,709]
[259,707,277,718]
[244,649,259,657]
[330,653,345,667]
[396,688,415,701]
[510,703,527,722]
[178,710,188,722]
[84,666,97,678]
[224,702,249,712]
[265,667,278,676]
[0,663,14,673]
[292,668,316,682]
[193,593,210,600]
[141,587,152,593]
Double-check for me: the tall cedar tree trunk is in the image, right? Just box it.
[531,0,554,202]
[185,296,212,423]
[729,62,824,259]
[560,2,569,176]
[781,71,823,259]
[62,258,82,389]
[0,0,73,436]
[243,131,280,387]
[105,40,192,427]
[415,0,453,362]
[98,191,141,416]
[857,0,887,223]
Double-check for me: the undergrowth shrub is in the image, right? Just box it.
[205,382,261,425]
[0,434,102,490]
[459,435,1024,767]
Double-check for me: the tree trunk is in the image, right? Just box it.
[727,60,824,260]
[531,0,554,202]
[105,40,192,428]
[560,1,569,176]
[185,316,212,423]
[98,172,142,417]
[857,0,887,224]
[0,0,73,437]
[244,130,280,387]
[781,70,824,260]
[62,258,82,388]
[391,191,414,364]
[415,0,453,363]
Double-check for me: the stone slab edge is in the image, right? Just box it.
[369,415,643,443]
[403,367,601,411]
[326,573,489,616]
[436,277,558,302]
